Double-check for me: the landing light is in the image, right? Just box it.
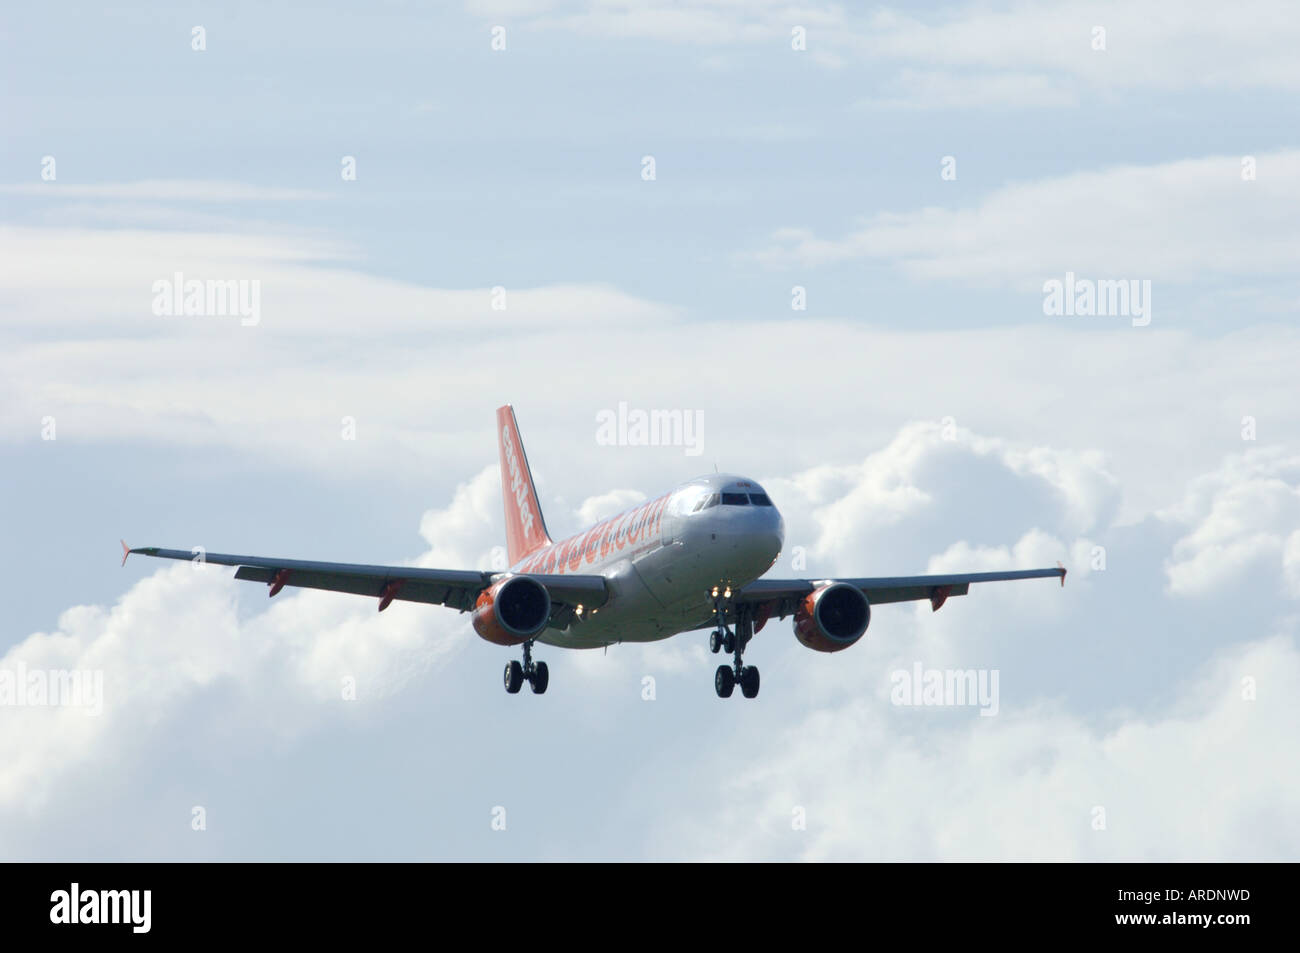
[724,587,732,599]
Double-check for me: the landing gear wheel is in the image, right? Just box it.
[715,665,735,698]
[708,595,763,699]
[504,660,524,694]
[530,661,549,694]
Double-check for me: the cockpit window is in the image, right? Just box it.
[748,493,773,506]
[720,492,749,506]
[673,486,711,515]
[692,493,720,513]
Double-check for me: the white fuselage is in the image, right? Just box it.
[509,474,784,648]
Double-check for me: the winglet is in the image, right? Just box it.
[120,539,131,567]
[1057,561,1067,587]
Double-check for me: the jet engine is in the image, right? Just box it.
[472,576,552,646]
[793,582,870,652]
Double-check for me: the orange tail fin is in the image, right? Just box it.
[496,405,552,566]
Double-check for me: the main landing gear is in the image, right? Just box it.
[709,593,760,699]
[504,639,548,695]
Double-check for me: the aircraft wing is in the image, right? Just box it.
[120,544,609,620]
[734,565,1065,617]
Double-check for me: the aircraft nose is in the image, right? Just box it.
[745,505,784,568]
[766,508,785,560]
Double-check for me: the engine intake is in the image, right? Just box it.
[793,583,870,653]
[472,576,552,646]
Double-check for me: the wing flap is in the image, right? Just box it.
[230,566,482,609]
[129,548,485,585]
[860,582,971,606]
[734,566,1063,619]
[128,546,608,615]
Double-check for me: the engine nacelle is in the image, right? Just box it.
[793,583,870,653]
[472,576,552,646]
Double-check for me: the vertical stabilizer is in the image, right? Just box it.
[496,405,553,565]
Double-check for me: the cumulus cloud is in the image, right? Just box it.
[7,410,1290,858]
[6,0,1296,863]
[0,474,502,817]
[4,185,1297,859]
[1159,448,1300,598]
[655,633,1300,861]
[766,420,1118,578]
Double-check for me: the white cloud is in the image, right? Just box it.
[575,488,646,526]
[750,150,1300,287]
[655,632,1300,860]
[6,0,1296,863]
[0,180,331,201]
[469,1,1300,100]
[846,2,1300,94]
[0,222,681,476]
[0,225,676,334]
[1159,448,1300,597]
[857,68,1078,110]
[0,469,500,816]
[769,420,1118,575]
[4,407,1297,857]
[418,465,511,571]
[6,216,1299,529]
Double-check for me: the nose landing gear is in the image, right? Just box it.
[709,594,759,699]
[504,640,549,695]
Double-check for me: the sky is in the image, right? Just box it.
[2,0,1299,860]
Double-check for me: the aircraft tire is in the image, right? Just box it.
[530,661,549,694]
[504,660,524,694]
[715,665,735,698]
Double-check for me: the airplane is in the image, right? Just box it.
[122,405,1066,699]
